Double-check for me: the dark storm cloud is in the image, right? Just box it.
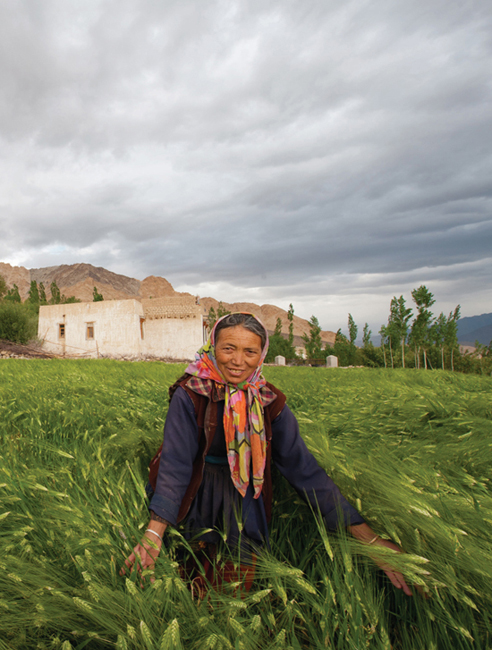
[1,0,491,329]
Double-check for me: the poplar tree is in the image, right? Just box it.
[432,312,448,370]
[302,316,323,360]
[0,274,7,300]
[50,281,61,305]
[207,306,217,329]
[287,303,295,348]
[266,317,296,362]
[217,302,230,319]
[274,317,282,337]
[39,282,48,305]
[93,286,104,302]
[348,314,358,345]
[348,314,358,365]
[5,284,21,303]
[379,324,388,368]
[28,281,40,305]
[362,323,372,348]
[444,305,461,371]
[388,296,413,368]
[410,286,435,369]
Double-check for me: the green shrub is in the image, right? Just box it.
[0,301,38,344]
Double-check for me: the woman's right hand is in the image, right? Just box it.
[120,519,167,582]
[120,536,162,578]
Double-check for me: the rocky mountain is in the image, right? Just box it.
[0,262,336,344]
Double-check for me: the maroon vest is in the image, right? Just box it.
[148,374,287,523]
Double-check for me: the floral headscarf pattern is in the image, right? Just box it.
[185,313,271,498]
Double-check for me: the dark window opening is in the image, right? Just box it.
[59,324,65,339]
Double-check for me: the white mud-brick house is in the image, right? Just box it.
[38,296,206,360]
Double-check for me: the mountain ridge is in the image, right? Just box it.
[457,313,492,346]
[0,262,336,345]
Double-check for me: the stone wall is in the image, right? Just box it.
[142,296,200,320]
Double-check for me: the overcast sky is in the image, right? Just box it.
[1,0,491,334]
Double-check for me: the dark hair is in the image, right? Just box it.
[214,313,267,349]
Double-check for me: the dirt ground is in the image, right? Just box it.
[0,339,56,359]
[0,339,188,363]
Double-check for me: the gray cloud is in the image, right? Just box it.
[1,0,491,332]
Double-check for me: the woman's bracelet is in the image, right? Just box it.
[367,535,380,545]
[145,528,163,543]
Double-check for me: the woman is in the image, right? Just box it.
[122,312,412,596]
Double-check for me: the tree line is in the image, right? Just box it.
[0,276,104,345]
[301,285,491,374]
[379,285,461,371]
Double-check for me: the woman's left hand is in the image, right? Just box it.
[348,523,413,596]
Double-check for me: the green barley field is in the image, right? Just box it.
[1,360,492,650]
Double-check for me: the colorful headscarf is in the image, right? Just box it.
[185,313,273,498]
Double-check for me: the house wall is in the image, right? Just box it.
[140,296,204,359]
[38,300,143,358]
[38,299,204,359]
[142,315,203,360]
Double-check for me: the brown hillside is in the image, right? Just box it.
[55,278,137,302]
[30,263,142,300]
[0,263,31,300]
[140,276,177,299]
[200,297,336,345]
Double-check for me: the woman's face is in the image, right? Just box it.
[215,325,263,384]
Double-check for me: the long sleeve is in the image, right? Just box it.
[271,404,365,530]
[148,387,199,525]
